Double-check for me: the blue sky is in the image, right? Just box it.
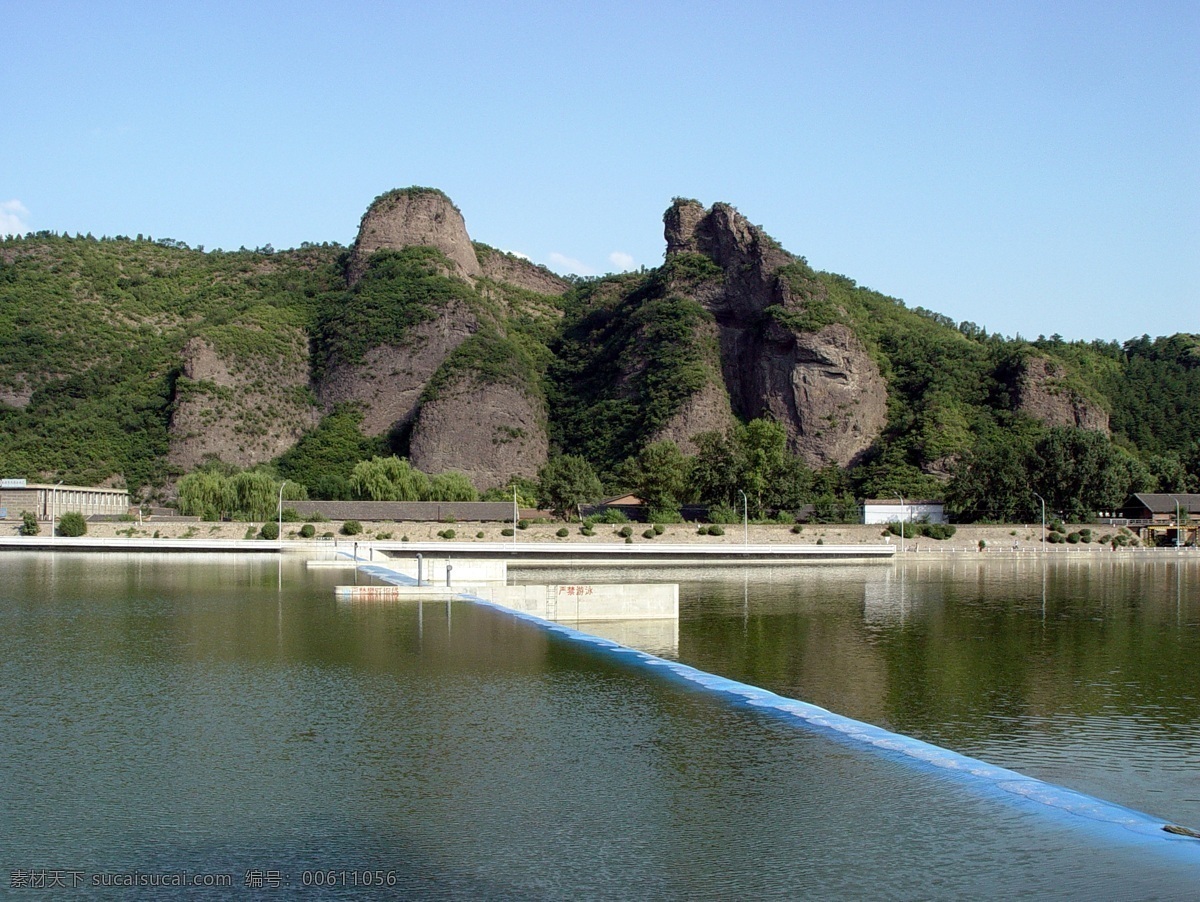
[3,1,1196,342]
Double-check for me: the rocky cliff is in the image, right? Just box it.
[316,189,563,486]
[409,374,548,489]
[169,334,317,471]
[1010,354,1110,433]
[317,302,480,435]
[659,199,888,467]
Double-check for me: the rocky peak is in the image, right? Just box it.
[346,188,481,286]
[1011,355,1110,434]
[658,197,886,468]
[664,198,793,282]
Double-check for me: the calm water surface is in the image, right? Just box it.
[660,555,1200,829]
[2,552,1198,898]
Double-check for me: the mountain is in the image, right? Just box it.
[1,188,1197,506]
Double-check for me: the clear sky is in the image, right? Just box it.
[3,1,1196,342]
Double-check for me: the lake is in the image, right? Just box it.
[1,551,1197,897]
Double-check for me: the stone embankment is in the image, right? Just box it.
[7,520,1166,554]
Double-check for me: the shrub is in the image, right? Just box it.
[1048,531,1066,544]
[19,511,39,536]
[1050,519,1065,534]
[708,504,739,525]
[708,524,725,537]
[244,526,257,540]
[340,519,363,536]
[697,526,709,535]
[624,536,633,544]
[978,539,987,551]
[322,531,335,539]
[57,511,87,537]
[648,509,683,524]
[1066,531,1081,544]
[501,527,515,536]
[816,537,823,545]
[652,523,664,535]
[259,520,280,540]
[437,529,456,540]
[642,529,656,539]
[596,508,629,524]
[310,512,330,523]
[581,526,595,536]
[618,525,633,538]
[376,532,393,540]
[922,523,956,540]
[791,524,803,534]
[299,523,316,538]
[556,527,569,538]
[476,531,485,539]
[280,508,301,523]
[517,519,530,530]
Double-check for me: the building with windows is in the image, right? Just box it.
[0,480,131,522]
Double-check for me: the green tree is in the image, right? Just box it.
[690,419,811,516]
[428,471,478,502]
[57,511,87,537]
[1032,427,1140,520]
[177,470,233,520]
[276,405,385,499]
[349,456,431,501]
[537,455,603,520]
[622,440,690,517]
[19,511,39,536]
[946,430,1037,522]
[228,470,281,520]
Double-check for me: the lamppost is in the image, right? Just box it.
[277,480,287,548]
[896,494,905,555]
[1033,491,1046,554]
[512,483,518,547]
[1172,494,1182,548]
[739,490,748,547]
[53,480,63,527]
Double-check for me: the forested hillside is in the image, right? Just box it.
[1,190,1197,523]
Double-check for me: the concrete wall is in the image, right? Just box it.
[380,556,508,586]
[474,583,678,622]
[862,502,946,525]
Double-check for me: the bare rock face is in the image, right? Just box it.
[0,376,33,409]
[169,335,318,470]
[753,321,888,467]
[318,303,479,435]
[476,245,569,296]
[409,376,548,490]
[661,198,887,468]
[346,189,481,286]
[1012,355,1110,433]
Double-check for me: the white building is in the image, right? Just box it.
[861,499,947,525]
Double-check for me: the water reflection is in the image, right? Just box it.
[674,556,1200,828]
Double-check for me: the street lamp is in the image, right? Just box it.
[739,490,748,546]
[53,480,63,527]
[1033,491,1046,553]
[896,494,905,555]
[512,483,518,547]
[1172,494,1182,548]
[277,480,287,548]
